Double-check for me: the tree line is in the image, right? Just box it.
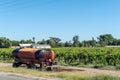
[0,34,120,48]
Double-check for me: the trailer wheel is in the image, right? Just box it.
[26,64,32,68]
[26,64,36,69]
[46,66,52,71]
[12,62,20,67]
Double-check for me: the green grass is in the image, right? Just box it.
[89,75,120,80]
[0,66,87,79]
[0,66,120,80]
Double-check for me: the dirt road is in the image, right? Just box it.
[0,75,30,80]
[0,72,62,80]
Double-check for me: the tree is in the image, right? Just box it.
[97,34,115,46]
[47,39,56,47]
[91,37,96,47]
[37,39,47,44]
[115,39,120,45]
[26,39,34,43]
[11,40,19,46]
[65,41,72,47]
[47,37,61,47]
[82,40,91,47]
[0,37,12,48]
[20,40,26,44]
[112,39,118,45]
[49,37,61,44]
[58,42,65,47]
[72,35,80,47]
[20,39,33,44]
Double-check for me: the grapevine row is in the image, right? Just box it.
[53,47,120,66]
[0,48,120,66]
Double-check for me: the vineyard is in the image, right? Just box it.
[0,48,14,62]
[53,47,120,66]
[0,47,120,66]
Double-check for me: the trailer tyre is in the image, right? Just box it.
[46,66,52,71]
[26,64,36,69]
[12,62,20,67]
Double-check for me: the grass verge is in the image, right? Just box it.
[0,66,120,80]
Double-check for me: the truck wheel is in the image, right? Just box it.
[12,62,19,67]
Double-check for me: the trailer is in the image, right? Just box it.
[12,46,57,71]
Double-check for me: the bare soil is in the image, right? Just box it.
[60,66,120,77]
[0,62,11,67]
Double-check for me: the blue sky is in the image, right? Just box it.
[0,0,120,42]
